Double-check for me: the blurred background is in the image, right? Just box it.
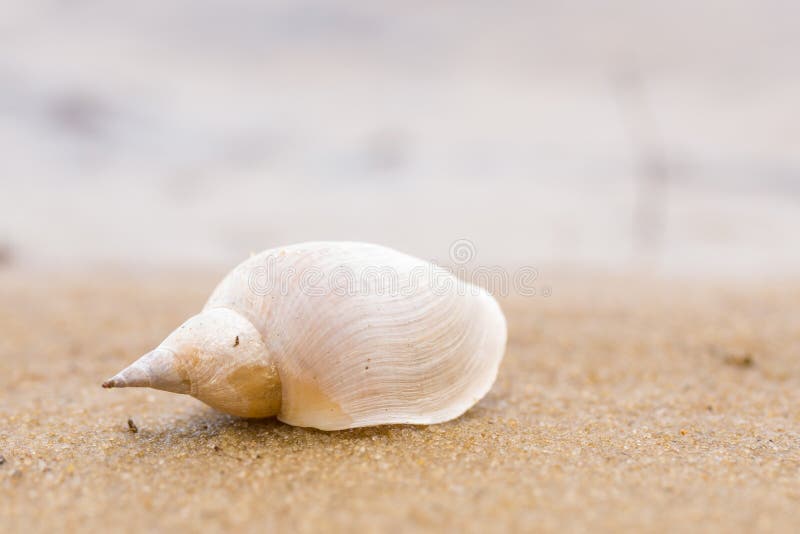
[1,0,798,276]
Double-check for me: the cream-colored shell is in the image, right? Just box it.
[205,242,507,429]
[105,242,507,430]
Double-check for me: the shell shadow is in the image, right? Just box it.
[134,407,428,450]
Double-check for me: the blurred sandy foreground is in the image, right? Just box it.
[1,271,799,532]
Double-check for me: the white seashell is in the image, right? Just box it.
[104,242,507,430]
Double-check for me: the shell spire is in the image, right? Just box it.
[102,348,189,394]
[104,307,282,418]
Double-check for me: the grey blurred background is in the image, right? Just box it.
[1,0,798,275]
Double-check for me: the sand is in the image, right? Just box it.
[1,271,799,533]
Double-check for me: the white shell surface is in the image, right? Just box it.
[204,242,507,430]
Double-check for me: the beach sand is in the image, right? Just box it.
[1,271,798,532]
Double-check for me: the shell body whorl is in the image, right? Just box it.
[203,242,507,430]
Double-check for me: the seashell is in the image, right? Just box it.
[103,242,506,430]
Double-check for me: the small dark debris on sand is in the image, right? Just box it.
[724,353,755,368]
[0,455,6,465]
[710,346,755,368]
[127,418,138,433]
